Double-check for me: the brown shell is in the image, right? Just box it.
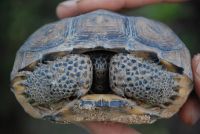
[11,10,192,80]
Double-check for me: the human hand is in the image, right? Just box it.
[56,0,199,133]
[179,55,200,125]
[56,0,188,18]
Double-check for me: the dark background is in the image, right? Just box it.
[0,0,200,134]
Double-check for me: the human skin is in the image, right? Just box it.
[56,0,200,133]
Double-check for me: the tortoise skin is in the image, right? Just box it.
[11,10,192,80]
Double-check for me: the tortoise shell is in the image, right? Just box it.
[11,10,193,124]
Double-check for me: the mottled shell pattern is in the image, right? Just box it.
[11,10,192,80]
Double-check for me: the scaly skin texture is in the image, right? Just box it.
[23,54,93,105]
[11,51,192,124]
[110,53,180,107]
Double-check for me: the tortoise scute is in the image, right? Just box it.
[134,17,183,51]
[20,19,70,52]
[64,12,131,50]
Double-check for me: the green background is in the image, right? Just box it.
[0,0,200,134]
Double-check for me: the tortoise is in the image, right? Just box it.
[11,10,193,124]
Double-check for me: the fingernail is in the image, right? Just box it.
[194,54,200,79]
[59,0,79,7]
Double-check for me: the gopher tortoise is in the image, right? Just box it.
[11,10,193,124]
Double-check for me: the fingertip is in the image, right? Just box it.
[192,54,200,98]
[56,4,66,19]
[179,96,200,125]
[192,54,200,69]
[56,0,80,18]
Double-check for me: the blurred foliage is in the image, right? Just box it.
[0,0,200,134]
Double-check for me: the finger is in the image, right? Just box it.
[192,54,200,98]
[56,0,188,18]
[178,54,200,125]
[179,95,200,125]
[81,122,141,134]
